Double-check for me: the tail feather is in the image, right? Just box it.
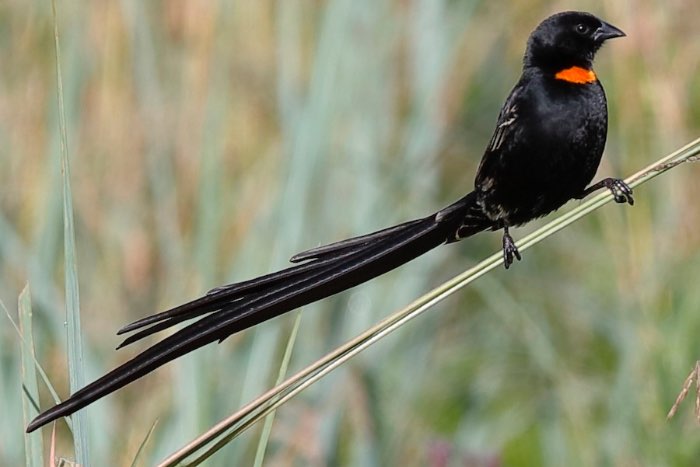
[116,218,435,349]
[289,218,425,263]
[116,247,365,339]
[27,192,489,433]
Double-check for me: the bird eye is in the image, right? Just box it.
[575,23,590,35]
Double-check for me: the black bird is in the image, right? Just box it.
[28,11,632,432]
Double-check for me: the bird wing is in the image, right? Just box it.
[488,84,521,150]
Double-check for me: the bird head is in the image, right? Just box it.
[524,11,625,71]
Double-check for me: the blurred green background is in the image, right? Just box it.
[2,0,700,465]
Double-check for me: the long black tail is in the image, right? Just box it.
[27,192,490,433]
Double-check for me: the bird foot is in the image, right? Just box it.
[502,231,521,269]
[576,178,634,205]
[601,178,634,205]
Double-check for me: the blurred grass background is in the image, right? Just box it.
[1,0,700,465]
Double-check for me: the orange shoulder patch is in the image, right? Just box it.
[554,66,597,84]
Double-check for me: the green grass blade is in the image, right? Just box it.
[18,285,45,467]
[129,419,159,467]
[157,138,700,465]
[1,298,72,434]
[252,311,303,467]
[51,0,90,463]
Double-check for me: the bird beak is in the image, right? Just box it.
[594,21,626,42]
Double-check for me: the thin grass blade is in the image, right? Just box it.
[18,285,45,467]
[129,420,159,467]
[2,298,72,433]
[51,0,89,462]
[252,311,303,467]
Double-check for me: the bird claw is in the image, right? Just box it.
[604,178,634,206]
[502,232,521,269]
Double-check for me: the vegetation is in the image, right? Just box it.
[1,1,699,465]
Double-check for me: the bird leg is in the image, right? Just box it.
[502,225,521,269]
[576,177,634,205]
